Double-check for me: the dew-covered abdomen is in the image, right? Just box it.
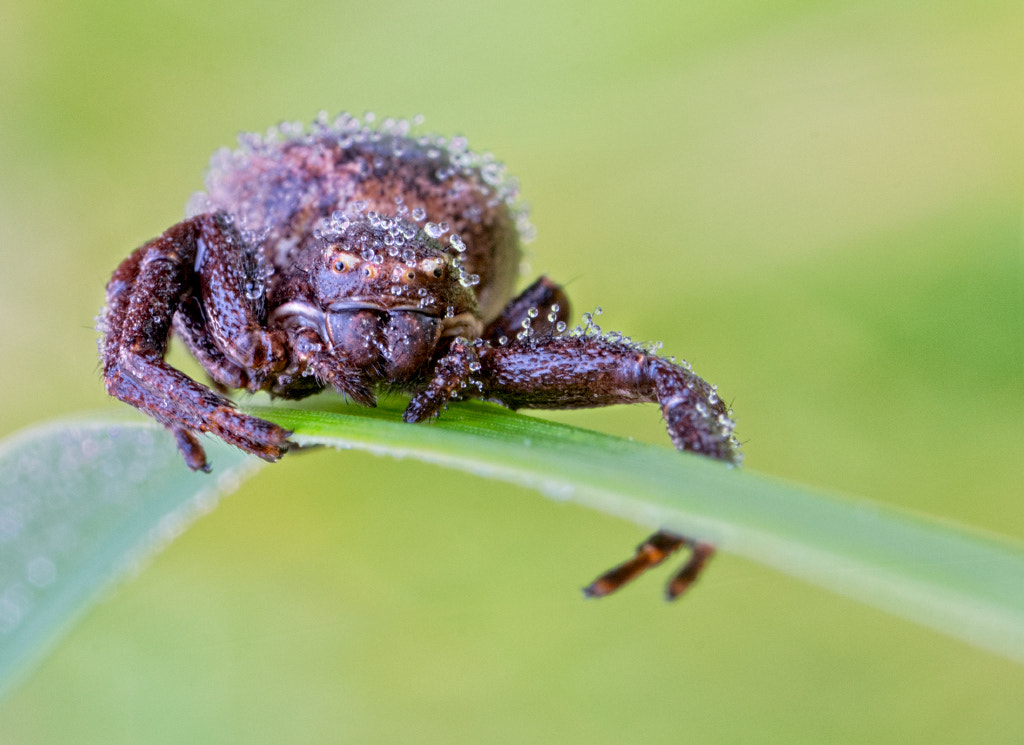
[186,114,529,322]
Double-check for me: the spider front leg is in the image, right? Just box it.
[101,213,291,470]
[483,276,571,343]
[403,276,571,423]
[403,338,479,422]
[473,333,740,598]
[173,295,250,392]
[475,334,740,460]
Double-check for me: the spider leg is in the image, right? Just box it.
[470,334,738,599]
[483,276,571,344]
[474,335,740,461]
[402,278,570,422]
[101,214,291,470]
[583,531,716,600]
[403,338,478,422]
[190,214,288,384]
[173,295,249,392]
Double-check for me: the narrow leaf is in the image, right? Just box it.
[0,420,262,698]
[3,399,1023,705]
[256,398,1024,664]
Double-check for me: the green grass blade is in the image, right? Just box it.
[2,401,1023,706]
[0,420,263,699]
[255,398,1024,664]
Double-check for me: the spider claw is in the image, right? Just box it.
[207,407,291,463]
[402,391,444,423]
[172,427,210,472]
[583,531,717,601]
[581,577,619,600]
[664,543,715,600]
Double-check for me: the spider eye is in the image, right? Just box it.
[406,271,416,281]
[329,250,358,273]
[432,267,444,278]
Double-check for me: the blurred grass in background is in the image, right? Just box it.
[1,0,1022,742]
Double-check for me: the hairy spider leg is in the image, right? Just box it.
[483,276,572,344]
[473,335,738,458]
[173,295,251,392]
[469,331,739,599]
[402,276,571,423]
[101,214,291,470]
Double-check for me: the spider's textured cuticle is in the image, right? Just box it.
[100,113,741,599]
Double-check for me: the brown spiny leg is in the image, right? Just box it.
[191,214,288,386]
[100,213,291,470]
[472,334,739,598]
[173,295,249,391]
[403,338,479,422]
[474,335,740,460]
[583,531,716,600]
[483,276,571,344]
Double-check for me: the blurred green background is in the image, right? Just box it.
[2,0,1023,741]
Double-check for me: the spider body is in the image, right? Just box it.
[100,114,740,598]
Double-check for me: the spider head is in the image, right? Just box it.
[313,215,477,319]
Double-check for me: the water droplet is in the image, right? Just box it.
[481,162,504,185]
[424,222,449,239]
[26,557,56,588]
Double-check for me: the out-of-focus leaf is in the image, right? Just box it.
[0,420,263,699]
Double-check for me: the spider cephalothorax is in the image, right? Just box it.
[100,113,740,599]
